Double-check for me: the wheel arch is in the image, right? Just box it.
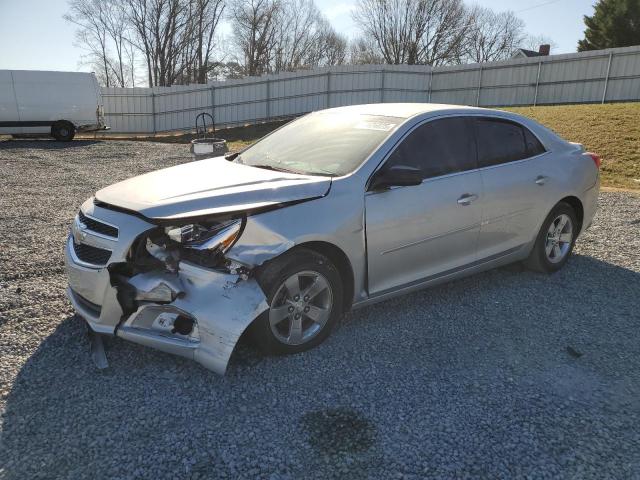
[289,241,355,312]
[558,195,584,234]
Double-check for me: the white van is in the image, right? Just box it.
[0,70,108,141]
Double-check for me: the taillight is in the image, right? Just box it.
[586,152,601,169]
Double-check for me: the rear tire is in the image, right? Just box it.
[525,202,578,273]
[51,121,75,141]
[250,248,343,355]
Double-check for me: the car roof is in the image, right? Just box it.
[317,102,568,152]
[318,103,488,119]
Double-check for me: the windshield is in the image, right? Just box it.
[234,112,403,176]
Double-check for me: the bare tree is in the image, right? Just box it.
[275,0,347,71]
[101,1,133,86]
[68,0,550,84]
[175,0,226,83]
[272,0,319,71]
[352,0,473,66]
[230,0,345,75]
[349,36,384,64]
[65,0,114,86]
[314,20,348,66]
[126,0,196,86]
[463,7,525,63]
[230,0,281,76]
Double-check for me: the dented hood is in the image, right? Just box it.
[95,156,332,220]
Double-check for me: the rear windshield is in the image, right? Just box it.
[234,112,403,176]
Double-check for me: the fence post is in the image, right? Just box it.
[427,68,433,102]
[602,52,613,104]
[266,78,271,120]
[210,84,215,127]
[380,68,385,103]
[475,66,483,107]
[151,90,156,135]
[326,70,332,108]
[533,60,542,106]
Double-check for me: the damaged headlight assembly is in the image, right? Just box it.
[164,218,242,253]
[145,217,245,271]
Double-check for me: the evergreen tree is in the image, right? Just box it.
[578,0,640,51]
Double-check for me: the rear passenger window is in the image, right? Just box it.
[475,118,546,168]
[385,117,477,179]
[524,128,546,157]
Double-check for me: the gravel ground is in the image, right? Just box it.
[1,139,640,479]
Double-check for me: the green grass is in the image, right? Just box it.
[504,103,640,190]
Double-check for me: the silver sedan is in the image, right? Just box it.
[65,103,600,373]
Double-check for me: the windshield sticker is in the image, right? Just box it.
[355,121,397,132]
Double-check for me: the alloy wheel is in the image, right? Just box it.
[269,270,333,346]
[545,213,573,264]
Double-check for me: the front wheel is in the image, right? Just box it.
[251,248,343,355]
[525,202,578,273]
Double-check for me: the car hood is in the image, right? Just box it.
[94,156,332,220]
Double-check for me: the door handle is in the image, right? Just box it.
[535,175,548,186]
[457,194,478,206]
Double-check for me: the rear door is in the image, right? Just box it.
[365,117,483,295]
[474,117,551,259]
[0,71,20,135]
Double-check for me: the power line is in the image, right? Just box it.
[515,0,564,14]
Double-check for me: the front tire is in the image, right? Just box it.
[251,248,343,355]
[51,121,75,141]
[525,202,578,273]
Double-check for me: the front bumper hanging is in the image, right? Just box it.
[67,261,269,374]
[65,200,269,375]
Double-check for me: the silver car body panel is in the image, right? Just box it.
[118,263,268,375]
[94,156,331,220]
[365,169,483,295]
[64,103,600,374]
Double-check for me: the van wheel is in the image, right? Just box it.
[51,121,75,141]
[251,248,343,355]
[525,202,578,273]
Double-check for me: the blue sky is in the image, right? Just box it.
[0,0,596,73]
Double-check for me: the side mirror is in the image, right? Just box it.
[369,165,423,191]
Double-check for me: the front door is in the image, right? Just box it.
[365,117,483,296]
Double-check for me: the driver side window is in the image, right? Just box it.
[385,117,477,179]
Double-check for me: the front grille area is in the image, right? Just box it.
[73,241,112,266]
[78,210,118,238]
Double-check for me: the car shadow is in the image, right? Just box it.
[1,254,639,478]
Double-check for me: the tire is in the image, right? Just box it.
[51,121,75,141]
[525,201,578,273]
[250,247,343,355]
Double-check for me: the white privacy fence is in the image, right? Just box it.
[101,45,640,134]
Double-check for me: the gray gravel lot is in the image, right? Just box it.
[1,139,640,479]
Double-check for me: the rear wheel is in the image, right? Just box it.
[251,248,343,355]
[525,202,578,273]
[51,121,75,141]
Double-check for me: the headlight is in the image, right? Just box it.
[164,218,242,254]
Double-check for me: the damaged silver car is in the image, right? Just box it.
[65,103,600,374]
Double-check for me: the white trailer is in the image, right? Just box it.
[0,70,108,141]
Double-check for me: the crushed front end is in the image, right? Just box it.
[64,198,269,374]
